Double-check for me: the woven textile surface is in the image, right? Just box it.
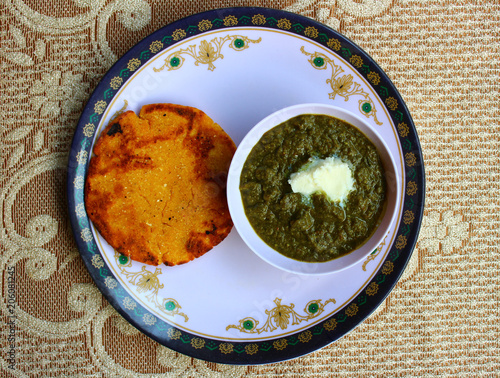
[1,0,499,376]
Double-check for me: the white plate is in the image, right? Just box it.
[68,7,424,365]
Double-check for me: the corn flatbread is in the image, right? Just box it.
[85,103,236,266]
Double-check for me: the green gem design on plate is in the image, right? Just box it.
[313,57,325,67]
[170,57,181,67]
[233,38,245,49]
[118,255,129,265]
[308,303,319,314]
[243,320,254,330]
[362,102,372,113]
[165,300,176,311]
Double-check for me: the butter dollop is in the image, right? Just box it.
[288,156,355,203]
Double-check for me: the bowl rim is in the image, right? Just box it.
[227,103,401,275]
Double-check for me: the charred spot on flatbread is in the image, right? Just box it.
[85,103,236,266]
[107,122,122,136]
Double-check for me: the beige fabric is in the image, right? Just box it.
[1,0,499,376]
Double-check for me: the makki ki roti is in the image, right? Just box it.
[85,103,236,266]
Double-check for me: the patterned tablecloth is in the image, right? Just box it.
[1,1,498,376]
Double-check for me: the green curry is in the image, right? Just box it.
[240,114,386,262]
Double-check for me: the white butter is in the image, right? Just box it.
[289,156,354,203]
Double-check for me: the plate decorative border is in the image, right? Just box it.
[67,7,424,365]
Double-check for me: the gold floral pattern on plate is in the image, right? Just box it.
[114,252,188,322]
[301,47,383,125]
[362,233,389,271]
[226,297,335,334]
[110,99,129,121]
[153,35,261,72]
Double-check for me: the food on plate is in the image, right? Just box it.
[239,114,386,263]
[85,103,236,266]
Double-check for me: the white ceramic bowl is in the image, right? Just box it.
[227,103,401,275]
